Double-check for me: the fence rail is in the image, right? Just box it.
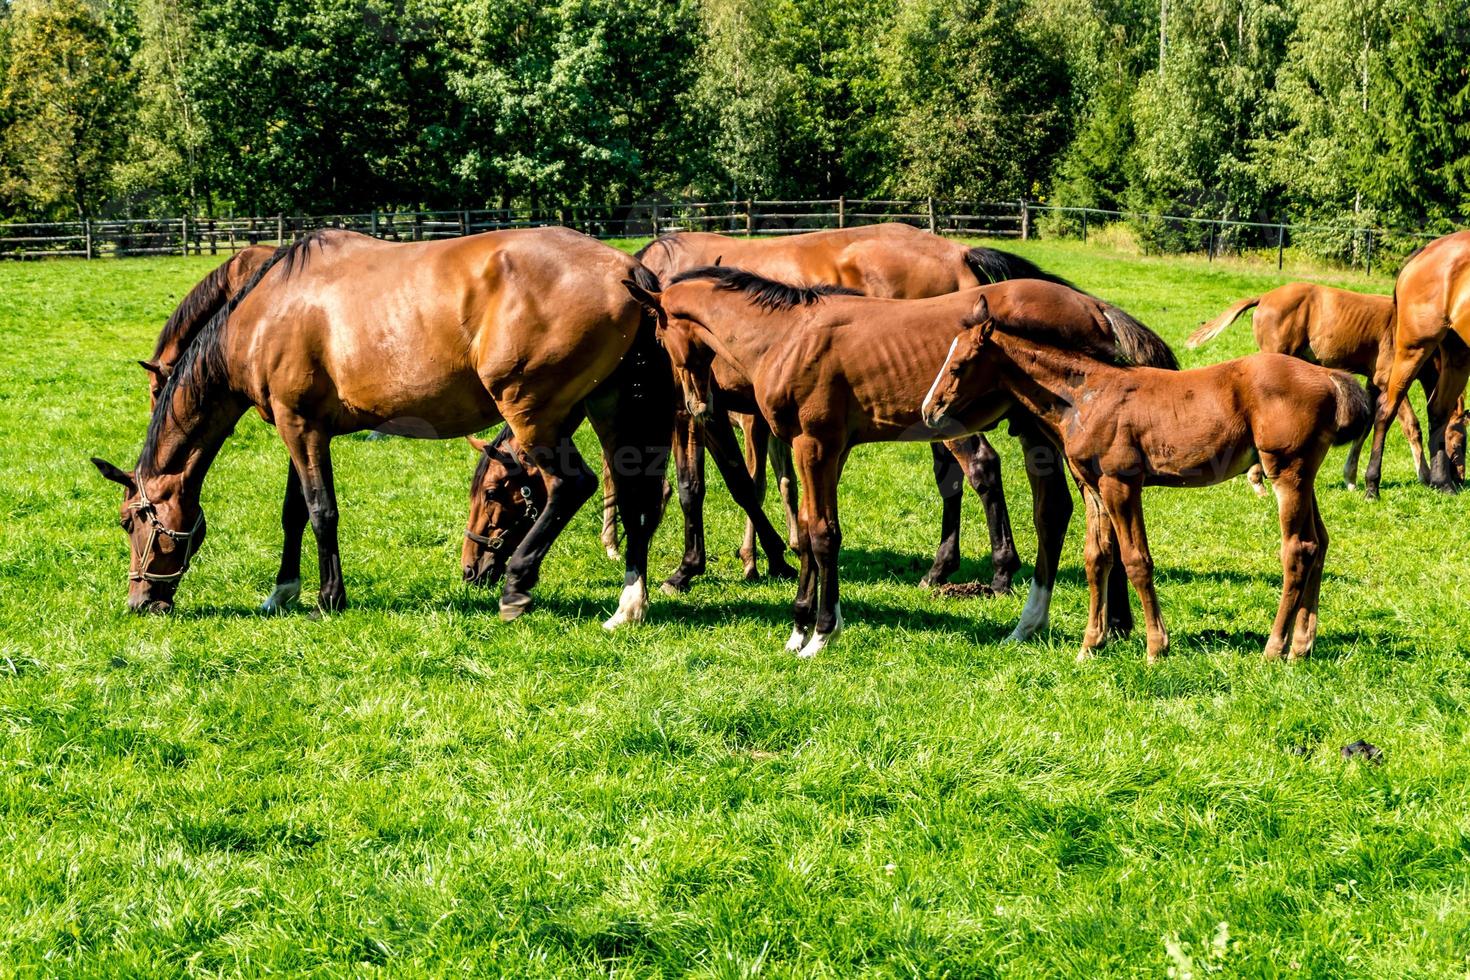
[0,198,1450,273]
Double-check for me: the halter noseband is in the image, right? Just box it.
[464,485,539,552]
[128,484,205,584]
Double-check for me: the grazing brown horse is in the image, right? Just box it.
[92,227,672,628]
[1365,230,1470,497]
[622,268,1177,657]
[1187,282,1457,490]
[141,244,326,612]
[619,224,1083,595]
[923,299,1372,662]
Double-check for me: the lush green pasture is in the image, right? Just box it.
[3,241,1470,977]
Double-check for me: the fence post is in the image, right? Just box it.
[180,216,188,256]
[927,196,937,234]
[84,219,93,260]
[462,209,470,237]
[651,203,660,238]
[413,213,422,241]
[1277,224,1285,270]
[1019,199,1030,241]
[371,211,379,239]
[837,195,846,229]
[276,214,284,245]
[1207,222,1215,261]
[745,199,753,236]
[1081,210,1088,243]
[1365,230,1374,276]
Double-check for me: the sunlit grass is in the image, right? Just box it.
[0,240,1466,975]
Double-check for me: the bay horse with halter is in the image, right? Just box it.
[1365,230,1470,497]
[92,227,672,628]
[621,268,1177,658]
[923,299,1372,662]
[467,223,1092,600]
[1189,281,1464,491]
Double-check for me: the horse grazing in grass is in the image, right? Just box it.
[924,298,1372,663]
[92,227,672,629]
[1365,230,1470,497]
[622,268,1177,657]
[1189,281,1464,490]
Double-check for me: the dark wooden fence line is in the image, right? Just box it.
[0,199,1449,273]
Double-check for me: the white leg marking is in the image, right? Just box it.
[602,570,648,631]
[797,603,843,659]
[784,627,809,653]
[260,578,301,614]
[1006,581,1051,643]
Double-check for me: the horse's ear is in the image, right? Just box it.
[967,295,990,328]
[621,278,662,314]
[138,359,165,379]
[466,435,489,454]
[91,457,136,491]
[714,255,723,266]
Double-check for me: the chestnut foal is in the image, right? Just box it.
[624,269,1177,657]
[923,299,1373,662]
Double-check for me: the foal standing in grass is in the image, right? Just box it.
[922,299,1372,662]
[624,269,1176,657]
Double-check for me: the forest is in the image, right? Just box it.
[1,0,1467,251]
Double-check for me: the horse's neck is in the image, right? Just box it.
[700,298,783,378]
[994,335,1115,426]
[142,385,249,498]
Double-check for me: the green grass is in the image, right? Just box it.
[3,240,1470,976]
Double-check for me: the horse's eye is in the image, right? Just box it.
[120,517,133,532]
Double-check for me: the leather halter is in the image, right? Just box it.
[464,485,539,551]
[128,484,205,584]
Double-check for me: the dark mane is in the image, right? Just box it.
[137,232,329,477]
[970,295,1177,370]
[469,426,520,489]
[964,246,1079,292]
[668,265,862,311]
[150,260,233,361]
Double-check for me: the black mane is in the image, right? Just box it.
[668,265,862,311]
[138,232,329,477]
[150,260,233,362]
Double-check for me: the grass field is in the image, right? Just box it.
[4,239,1470,976]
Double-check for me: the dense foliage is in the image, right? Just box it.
[0,0,1466,236]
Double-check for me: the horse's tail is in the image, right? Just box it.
[1101,305,1180,370]
[964,246,1078,291]
[605,265,676,561]
[1187,295,1260,348]
[1330,372,1373,446]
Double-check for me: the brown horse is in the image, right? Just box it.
[924,299,1372,662]
[1365,230,1470,497]
[1187,282,1461,490]
[474,224,1085,600]
[622,268,1177,657]
[92,227,672,628]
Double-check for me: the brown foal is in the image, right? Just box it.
[923,299,1372,662]
[93,228,672,627]
[1366,230,1470,497]
[623,268,1177,657]
[1189,281,1464,490]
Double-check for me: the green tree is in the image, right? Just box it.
[0,0,134,219]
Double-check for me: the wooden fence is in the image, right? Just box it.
[0,197,1446,273]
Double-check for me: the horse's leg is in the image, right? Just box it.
[922,442,964,588]
[786,465,818,653]
[794,438,845,658]
[1007,424,1070,642]
[1261,456,1318,661]
[1425,340,1470,492]
[738,413,765,578]
[260,461,308,613]
[1451,396,1467,480]
[661,411,707,595]
[497,433,599,622]
[276,418,346,612]
[1076,484,1115,662]
[1365,339,1438,498]
[1098,477,1167,663]
[769,436,800,547]
[1290,494,1328,661]
[956,436,1021,593]
[1247,463,1270,496]
[702,409,796,582]
[1342,383,1378,490]
[599,454,621,561]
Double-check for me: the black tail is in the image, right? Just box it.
[1330,372,1374,447]
[1101,305,1180,371]
[606,266,676,566]
[964,246,1078,291]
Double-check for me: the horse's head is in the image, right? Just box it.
[922,296,999,429]
[621,278,715,423]
[91,457,206,613]
[462,434,546,587]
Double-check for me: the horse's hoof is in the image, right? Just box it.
[499,593,533,622]
[604,545,622,562]
[1076,648,1096,663]
[260,579,301,615]
[1344,481,1357,492]
[660,576,691,597]
[784,628,808,653]
[769,562,797,581]
[742,565,761,583]
[317,593,347,614]
[797,607,843,658]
